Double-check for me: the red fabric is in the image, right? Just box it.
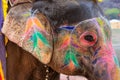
[0,74,2,80]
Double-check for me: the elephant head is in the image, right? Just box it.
[2,0,120,80]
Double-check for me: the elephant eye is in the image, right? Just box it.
[79,31,97,47]
[84,35,94,42]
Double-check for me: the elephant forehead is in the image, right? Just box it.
[2,3,53,64]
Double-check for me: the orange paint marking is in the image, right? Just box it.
[25,17,45,33]
[68,61,76,71]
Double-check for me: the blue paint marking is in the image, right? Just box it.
[92,58,100,64]
[94,47,101,56]
[59,26,75,31]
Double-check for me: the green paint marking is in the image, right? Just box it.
[64,47,79,67]
[114,56,120,67]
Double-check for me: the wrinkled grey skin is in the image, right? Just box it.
[6,0,104,80]
[32,0,102,28]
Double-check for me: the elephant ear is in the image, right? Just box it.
[8,0,35,6]
[2,3,53,64]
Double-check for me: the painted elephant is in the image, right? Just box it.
[2,0,120,80]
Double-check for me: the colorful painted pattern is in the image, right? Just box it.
[19,10,52,64]
[55,17,120,80]
[23,16,50,55]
